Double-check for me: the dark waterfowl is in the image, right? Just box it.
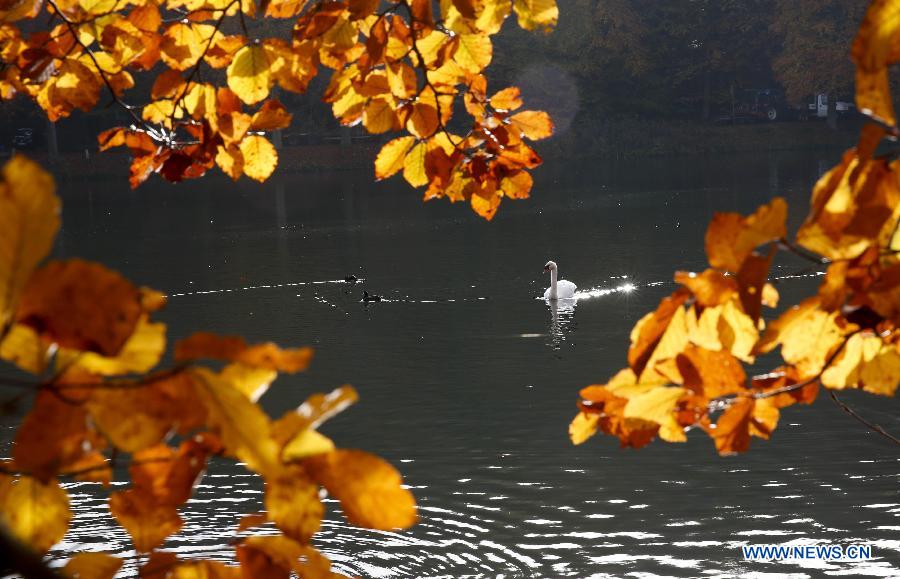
[344,275,358,283]
[362,290,382,302]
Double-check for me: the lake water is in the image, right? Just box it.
[9,149,900,577]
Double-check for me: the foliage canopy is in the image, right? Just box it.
[570,0,900,454]
[0,0,558,219]
[0,156,416,576]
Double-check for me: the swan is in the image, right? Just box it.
[543,261,577,300]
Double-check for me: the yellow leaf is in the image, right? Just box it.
[470,191,501,221]
[175,332,312,372]
[717,299,758,363]
[402,141,428,187]
[282,428,336,461]
[192,368,281,476]
[0,475,71,553]
[0,156,59,332]
[58,317,166,376]
[623,386,686,442]
[63,553,123,579]
[0,323,49,374]
[453,33,492,73]
[638,304,689,384]
[822,333,900,396]
[239,135,278,182]
[272,385,359,447]
[219,362,277,402]
[513,0,558,32]
[264,465,323,542]
[160,23,218,71]
[375,136,415,180]
[490,86,523,111]
[757,298,849,379]
[306,450,417,530]
[216,145,244,180]
[509,110,554,140]
[227,44,273,105]
[363,97,398,134]
[569,411,599,445]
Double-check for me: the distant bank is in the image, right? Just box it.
[10,117,861,182]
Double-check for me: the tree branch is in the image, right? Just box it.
[827,389,900,446]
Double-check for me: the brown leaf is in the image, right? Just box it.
[264,464,323,542]
[17,259,143,357]
[711,397,753,455]
[736,250,774,324]
[14,390,89,482]
[627,288,691,379]
[175,332,313,373]
[250,100,293,131]
[130,440,209,507]
[109,488,183,553]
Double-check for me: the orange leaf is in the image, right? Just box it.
[569,411,599,445]
[490,86,522,111]
[17,259,143,357]
[509,110,553,140]
[673,269,737,308]
[676,344,747,399]
[175,332,312,372]
[306,450,417,530]
[130,441,209,507]
[627,289,690,378]
[264,464,323,542]
[250,100,293,131]
[711,397,753,455]
[109,489,182,553]
[63,553,122,579]
[705,197,787,272]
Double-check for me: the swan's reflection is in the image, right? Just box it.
[546,297,577,350]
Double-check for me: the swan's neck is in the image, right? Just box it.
[550,268,558,298]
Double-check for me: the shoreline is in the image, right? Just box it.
[10,118,860,182]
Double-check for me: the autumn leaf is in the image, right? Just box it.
[264,465,323,542]
[0,323,50,374]
[130,441,209,507]
[513,0,559,32]
[623,386,687,442]
[705,197,787,272]
[306,450,417,530]
[272,385,359,446]
[711,397,753,455]
[57,317,166,376]
[17,259,143,357]
[175,332,312,372]
[375,136,416,180]
[250,99,293,131]
[109,488,183,553]
[676,344,747,399]
[240,135,278,182]
[569,411,600,445]
[674,269,737,308]
[0,156,59,332]
[228,44,273,105]
[192,368,281,476]
[14,390,89,482]
[87,385,175,453]
[509,110,554,140]
[63,553,123,579]
[0,474,71,553]
[822,333,900,396]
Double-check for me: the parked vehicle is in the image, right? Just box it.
[797,94,856,120]
[717,88,793,124]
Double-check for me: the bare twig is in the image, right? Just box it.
[827,389,900,446]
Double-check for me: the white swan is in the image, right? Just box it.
[543,260,577,299]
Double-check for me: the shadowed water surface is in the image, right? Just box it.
[5,151,900,578]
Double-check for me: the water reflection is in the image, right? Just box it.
[546,298,577,350]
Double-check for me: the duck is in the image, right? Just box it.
[344,275,358,283]
[543,260,577,300]
[362,290,382,302]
